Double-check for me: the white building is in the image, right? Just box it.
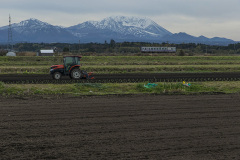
[6,52,16,56]
[37,50,54,56]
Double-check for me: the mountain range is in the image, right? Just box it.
[0,16,235,45]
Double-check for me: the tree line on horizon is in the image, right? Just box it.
[0,40,240,56]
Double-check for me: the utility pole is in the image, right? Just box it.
[8,14,13,51]
[79,40,80,53]
[234,43,236,54]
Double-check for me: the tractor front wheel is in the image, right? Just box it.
[71,69,82,79]
[53,72,61,80]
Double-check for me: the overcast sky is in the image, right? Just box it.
[1,0,240,41]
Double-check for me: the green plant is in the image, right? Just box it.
[136,83,152,92]
[0,81,4,88]
[178,50,185,56]
[74,83,107,93]
[75,83,103,88]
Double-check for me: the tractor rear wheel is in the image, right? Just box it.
[71,69,82,79]
[53,72,61,80]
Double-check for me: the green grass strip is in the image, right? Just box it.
[1,81,240,97]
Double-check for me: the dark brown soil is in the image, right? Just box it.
[1,72,240,83]
[1,94,240,159]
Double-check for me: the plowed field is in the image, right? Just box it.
[1,95,240,159]
[1,72,240,84]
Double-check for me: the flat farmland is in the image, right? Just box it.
[2,56,240,74]
[1,94,240,159]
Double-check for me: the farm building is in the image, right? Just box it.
[37,49,54,56]
[141,47,176,53]
[6,52,16,56]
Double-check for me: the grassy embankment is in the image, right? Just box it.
[1,56,240,74]
[1,81,240,97]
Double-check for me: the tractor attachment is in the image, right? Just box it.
[82,70,94,79]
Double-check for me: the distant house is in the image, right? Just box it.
[37,49,54,56]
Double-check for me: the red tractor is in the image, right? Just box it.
[50,56,94,80]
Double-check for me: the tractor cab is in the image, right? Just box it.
[63,56,81,74]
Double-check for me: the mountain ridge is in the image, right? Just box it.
[0,16,235,45]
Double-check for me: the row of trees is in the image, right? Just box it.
[1,40,240,55]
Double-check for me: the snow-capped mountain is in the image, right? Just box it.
[0,18,76,43]
[0,16,235,45]
[99,16,172,37]
[67,16,172,42]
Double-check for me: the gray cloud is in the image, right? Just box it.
[1,0,240,40]
[2,0,240,18]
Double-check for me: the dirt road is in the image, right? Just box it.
[1,94,240,159]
